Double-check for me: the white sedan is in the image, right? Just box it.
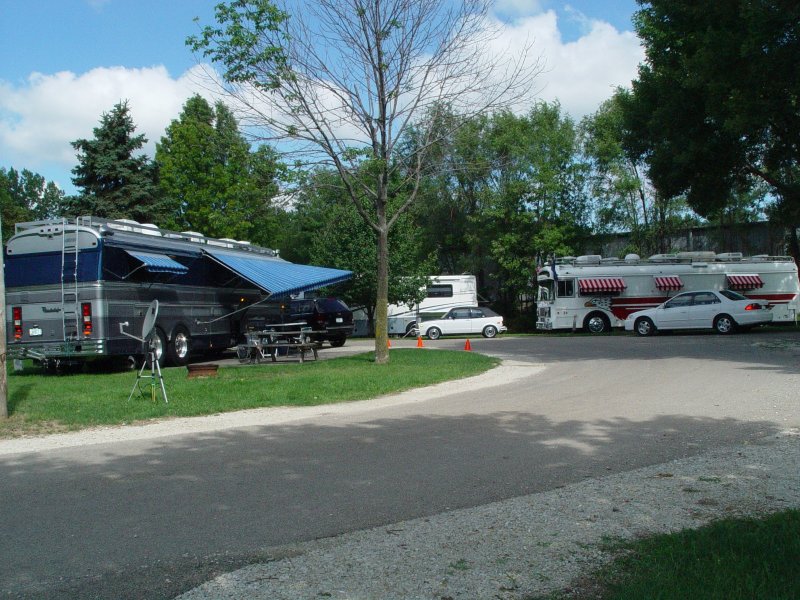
[422,306,507,339]
[624,289,772,336]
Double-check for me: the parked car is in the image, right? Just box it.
[421,306,506,340]
[290,297,354,347]
[624,289,772,336]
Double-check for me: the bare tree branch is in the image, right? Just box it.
[190,0,541,363]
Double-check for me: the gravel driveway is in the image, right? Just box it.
[175,429,799,600]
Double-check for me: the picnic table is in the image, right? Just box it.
[236,322,322,364]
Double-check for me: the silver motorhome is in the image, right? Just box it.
[4,217,351,368]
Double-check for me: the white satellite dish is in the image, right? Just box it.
[120,299,168,403]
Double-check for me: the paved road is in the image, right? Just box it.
[2,331,799,599]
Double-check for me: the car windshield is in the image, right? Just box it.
[315,298,350,311]
[719,289,747,301]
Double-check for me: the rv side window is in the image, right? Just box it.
[557,279,575,297]
[426,284,453,298]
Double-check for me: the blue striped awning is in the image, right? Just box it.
[204,248,352,298]
[126,250,188,274]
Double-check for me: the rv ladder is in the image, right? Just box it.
[61,218,80,340]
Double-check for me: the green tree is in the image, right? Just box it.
[480,103,589,313]
[405,108,493,278]
[156,95,284,243]
[622,0,800,256]
[410,103,590,319]
[70,100,165,222]
[291,169,434,334]
[581,90,699,255]
[0,167,67,241]
[189,0,536,363]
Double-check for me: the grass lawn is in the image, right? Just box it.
[538,509,800,600]
[1,348,498,438]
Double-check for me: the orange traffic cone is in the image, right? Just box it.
[464,339,472,351]
[387,338,392,349]
[417,336,424,348]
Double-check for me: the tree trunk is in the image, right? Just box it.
[374,222,389,364]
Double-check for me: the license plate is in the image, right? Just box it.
[29,327,43,337]
[336,317,343,323]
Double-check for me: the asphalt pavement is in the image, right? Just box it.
[2,330,799,599]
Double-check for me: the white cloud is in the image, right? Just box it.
[0,9,642,190]
[491,10,644,117]
[495,0,544,18]
[0,64,217,177]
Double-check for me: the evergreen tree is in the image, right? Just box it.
[70,101,165,222]
[156,95,283,242]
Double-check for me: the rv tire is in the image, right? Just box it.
[584,312,610,334]
[167,326,192,366]
[151,327,168,368]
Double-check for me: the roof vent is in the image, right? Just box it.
[677,251,716,260]
[138,223,162,236]
[649,253,677,262]
[181,231,205,243]
[575,255,601,264]
[107,219,139,232]
[716,252,743,261]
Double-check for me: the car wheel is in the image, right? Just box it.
[635,317,655,337]
[584,312,610,334]
[482,325,498,338]
[166,326,191,366]
[426,326,442,340]
[714,314,736,334]
[329,336,347,348]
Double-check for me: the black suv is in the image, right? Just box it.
[289,297,354,347]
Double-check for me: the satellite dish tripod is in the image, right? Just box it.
[120,299,168,403]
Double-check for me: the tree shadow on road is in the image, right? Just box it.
[0,409,786,600]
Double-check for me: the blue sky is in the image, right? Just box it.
[0,0,643,195]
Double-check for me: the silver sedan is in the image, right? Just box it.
[624,289,772,336]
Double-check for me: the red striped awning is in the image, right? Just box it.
[654,276,683,291]
[726,274,764,290]
[578,277,627,294]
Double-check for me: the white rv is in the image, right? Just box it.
[351,275,478,336]
[387,275,478,335]
[536,252,799,333]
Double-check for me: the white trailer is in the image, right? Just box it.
[536,252,799,333]
[349,275,478,337]
[386,275,478,336]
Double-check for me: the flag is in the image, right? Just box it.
[551,255,558,284]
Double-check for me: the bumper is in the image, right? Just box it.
[324,324,355,336]
[8,340,106,361]
[735,312,773,327]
